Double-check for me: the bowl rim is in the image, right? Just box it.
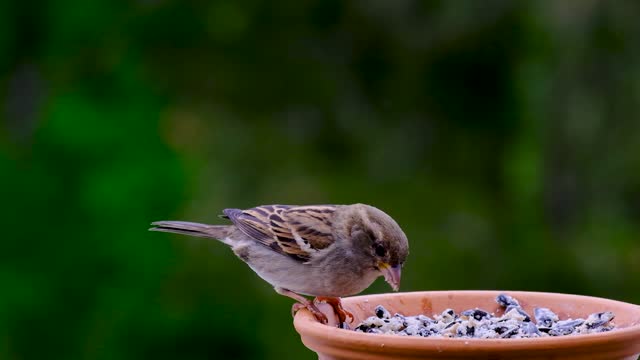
[293,290,640,353]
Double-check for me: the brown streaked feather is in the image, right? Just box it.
[222,208,273,244]
[282,206,335,250]
[223,205,337,262]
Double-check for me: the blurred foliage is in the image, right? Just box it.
[2,1,640,359]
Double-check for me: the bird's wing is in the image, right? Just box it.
[281,205,336,250]
[223,205,337,262]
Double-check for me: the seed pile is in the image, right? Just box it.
[354,293,615,338]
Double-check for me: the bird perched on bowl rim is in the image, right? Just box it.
[150,203,409,325]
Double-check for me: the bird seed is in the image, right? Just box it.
[353,294,615,339]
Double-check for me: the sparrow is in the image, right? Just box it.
[149,204,409,325]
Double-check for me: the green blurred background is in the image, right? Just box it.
[2,1,640,359]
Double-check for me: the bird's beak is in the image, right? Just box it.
[378,262,402,291]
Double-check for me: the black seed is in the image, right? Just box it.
[585,311,615,329]
[493,325,508,334]
[375,305,389,319]
[496,294,519,308]
[472,309,489,320]
[522,322,540,336]
[558,319,585,328]
[550,319,584,336]
[534,307,558,328]
[466,326,475,336]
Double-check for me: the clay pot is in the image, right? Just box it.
[293,291,640,360]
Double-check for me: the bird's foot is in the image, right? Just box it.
[291,301,328,324]
[276,287,330,324]
[315,296,354,325]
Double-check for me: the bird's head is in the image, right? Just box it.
[341,204,409,291]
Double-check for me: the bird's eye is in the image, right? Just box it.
[374,243,386,257]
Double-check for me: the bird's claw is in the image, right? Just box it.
[315,296,354,325]
[287,293,352,327]
[291,302,329,324]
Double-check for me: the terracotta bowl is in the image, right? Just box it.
[293,291,640,360]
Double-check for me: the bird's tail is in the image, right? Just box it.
[149,221,233,240]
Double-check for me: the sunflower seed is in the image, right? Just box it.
[353,293,616,339]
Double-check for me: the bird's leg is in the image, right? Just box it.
[315,296,354,325]
[275,287,328,324]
